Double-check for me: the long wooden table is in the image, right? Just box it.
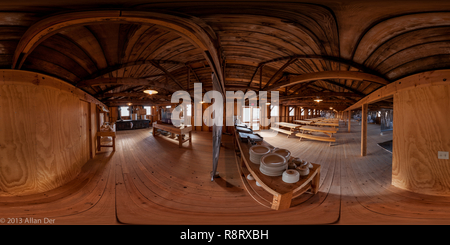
[312,121,339,128]
[152,122,192,147]
[234,128,321,210]
[293,120,313,125]
[297,125,338,146]
[270,122,302,137]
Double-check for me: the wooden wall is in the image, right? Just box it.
[392,83,450,196]
[0,70,102,196]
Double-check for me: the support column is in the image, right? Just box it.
[361,103,368,156]
[347,110,351,132]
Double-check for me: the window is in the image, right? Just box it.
[243,107,251,122]
[120,106,130,117]
[270,105,279,117]
[144,106,152,115]
[186,104,192,117]
[289,107,295,116]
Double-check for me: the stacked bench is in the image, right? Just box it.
[270,122,301,138]
[296,126,338,146]
[270,127,296,137]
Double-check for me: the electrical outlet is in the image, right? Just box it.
[438,151,449,160]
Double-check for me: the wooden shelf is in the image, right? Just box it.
[152,122,192,148]
[234,128,321,210]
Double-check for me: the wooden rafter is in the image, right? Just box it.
[84,60,184,80]
[267,71,389,91]
[148,60,184,90]
[97,92,170,99]
[261,57,297,90]
[344,69,450,111]
[77,77,178,92]
[281,92,363,100]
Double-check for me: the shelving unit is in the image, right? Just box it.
[233,128,321,210]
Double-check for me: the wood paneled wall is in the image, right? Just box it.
[392,83,450,196]
[0,70,101,196]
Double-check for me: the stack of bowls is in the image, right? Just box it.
[259,153,287,176]
[282,169,300,183]
[297,165,310,177]
[249,145,271,164]
[271,148,291,161]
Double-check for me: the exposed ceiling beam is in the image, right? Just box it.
[282,99,355,105]
[281,92,363,100]
[261,57,297,90]
[267,71,390,91]
[260,55,383,77]
[11,10,224,70]
[105,99,166,107]
[83,60,184,80]
[288,81,316,95]
[97,92,170,100]
[77,77,178,92]
[246,64,262,86]
[344,69,450,111]
[94,85,123,97]
[148,60,184,90]
[319,79,367,97]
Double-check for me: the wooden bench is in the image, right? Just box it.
[296,133,336,146]
[312,122,339,128]
[270,127,296,137]
[297,125,338,146]
[96,131,116,151]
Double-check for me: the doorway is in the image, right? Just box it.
[242,106,260,131]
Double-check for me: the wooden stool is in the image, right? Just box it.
[96,131,116,152]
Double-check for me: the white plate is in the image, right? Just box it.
[271,148,291,160]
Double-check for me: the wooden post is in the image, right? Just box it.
[348,110,351,132]
[259,65,263,91]
[361,103,368,156]
[271,192,293,210]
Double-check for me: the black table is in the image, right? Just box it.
[116,119,150,130]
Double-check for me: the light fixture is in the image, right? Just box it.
[143,89,158,95]
[329,107,333,110]
[314,97,323,103]
[266,102,271,105]
[127,103,132,106]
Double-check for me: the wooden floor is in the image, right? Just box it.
[2,121,450,225]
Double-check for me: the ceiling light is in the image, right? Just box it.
[314,97,323,103]
[143,89,158,95]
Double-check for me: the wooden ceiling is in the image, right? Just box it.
[2,0,450,110]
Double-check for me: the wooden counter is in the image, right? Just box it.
[116,119,150,130]
[234,129,321,210]
[152,122,192,147]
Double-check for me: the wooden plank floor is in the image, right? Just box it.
[2,121,450,224]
